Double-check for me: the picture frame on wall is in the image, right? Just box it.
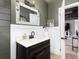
[25,0,35,7]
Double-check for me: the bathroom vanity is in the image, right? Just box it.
[16,39,50,59]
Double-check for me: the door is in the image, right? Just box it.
[59,0,65,59]
[33,48,49,59]
[59,7,65,59]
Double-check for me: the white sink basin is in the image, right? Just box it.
[16,37,50,48]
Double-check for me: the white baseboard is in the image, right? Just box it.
[50,48,61,55]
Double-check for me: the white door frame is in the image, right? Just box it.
[58,0,65,59]
[59,2,79,59]
[65,2,79,9]
[59,7,65,59]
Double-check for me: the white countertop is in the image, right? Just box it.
[16,37,50,48]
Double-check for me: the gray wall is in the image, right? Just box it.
[35,0,48,26]
[0,0,10,8]
[11,0,16,24]
[48,0,63,26]
[11,0,48,26]
[48,0,79,26]
[0,0,10,59]
[65,0,79,5]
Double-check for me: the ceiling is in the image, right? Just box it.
[44,0,63,4]
[44,0,55,3]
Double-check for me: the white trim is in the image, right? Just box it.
[65,2,79,9]
[59,7,65,59]
[78,3,79,21]
[58,0,65,59]
[78,3,79,59]
[19,2,38,13]
[51,48,61,55]
[16,21,31,25]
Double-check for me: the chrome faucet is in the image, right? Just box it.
[29,31,35,39]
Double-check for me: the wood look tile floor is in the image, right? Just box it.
[65,46,78,59]
[51,52,78,59]
[51,54,61,59]
[50,38,78,59]
[65,38,78,59]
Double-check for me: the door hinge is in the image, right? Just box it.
[60,49,61,51]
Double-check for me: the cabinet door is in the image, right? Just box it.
[36,51,47,59]
[32,46,50,59]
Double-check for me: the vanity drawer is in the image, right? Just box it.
[28,40,50,56]
[32,46,50,59]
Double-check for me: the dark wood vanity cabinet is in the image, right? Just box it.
[16,40,50,59]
